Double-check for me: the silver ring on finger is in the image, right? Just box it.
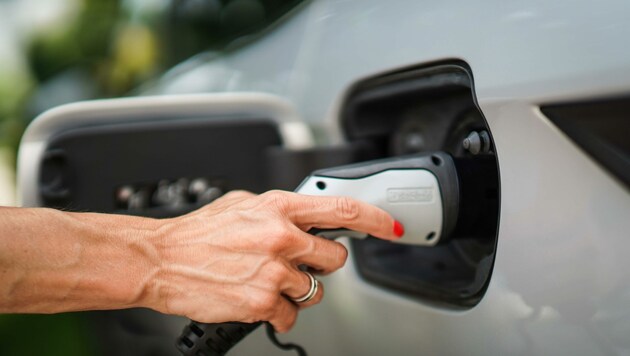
[290,271,319,304]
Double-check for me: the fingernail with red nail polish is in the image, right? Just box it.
[393,220,405,238]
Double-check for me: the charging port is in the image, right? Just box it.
[341,61,500,308]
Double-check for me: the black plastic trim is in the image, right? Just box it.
[541,96,630,189]
[340,60,501,308]
[40,117,283,214]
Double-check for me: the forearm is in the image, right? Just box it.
[0,207,162,314]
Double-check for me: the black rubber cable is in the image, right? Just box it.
[265,323,307,356]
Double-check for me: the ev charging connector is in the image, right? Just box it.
[177,151,467,356]
[296,151,459,246]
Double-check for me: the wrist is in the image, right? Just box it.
[134,216,177,314]
[70,211,167,311]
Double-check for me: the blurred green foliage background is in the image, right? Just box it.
[0,0,304,166]
[0,0,304,354]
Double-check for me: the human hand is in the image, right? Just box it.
[143,190,402,332]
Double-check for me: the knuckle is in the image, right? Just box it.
[336,197,360,222]
[265,261,289,287]
[303,236,316,256]
[224,190,252,199]
[262,223,293,253]
[275,311,297,333]
[284,310,298,330]
[251,292,278,318]
[262,190,290,211]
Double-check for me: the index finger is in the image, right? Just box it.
[271,191,402,241]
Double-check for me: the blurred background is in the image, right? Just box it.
[0,0,304,354]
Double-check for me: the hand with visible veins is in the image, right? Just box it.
[0,190,403,333]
